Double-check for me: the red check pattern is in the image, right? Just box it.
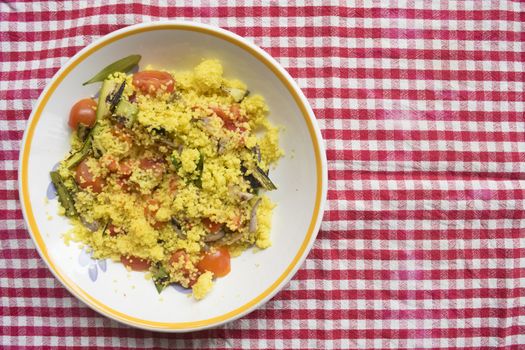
[1,1,525,349]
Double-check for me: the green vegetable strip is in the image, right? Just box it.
[251,166,277,190]
[151,264,170,293]
[221,86,249,103]
[64,130,93,169]
[171,154,181,170]
[82,54,141,85]
[50,171,77,217]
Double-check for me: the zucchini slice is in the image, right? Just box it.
[222,86,249,103]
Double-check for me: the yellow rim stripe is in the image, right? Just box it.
[21,24,323,330]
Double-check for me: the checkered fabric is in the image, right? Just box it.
[1,1,525,349]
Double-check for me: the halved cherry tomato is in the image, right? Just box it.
[120,255,150,271]
[197,247,231,277]
[75,159,104,193]
[202,218,222,233]
[132,71,175,94]
[144,199,167,230]
[139,157,165,178]
[69,98,97,129]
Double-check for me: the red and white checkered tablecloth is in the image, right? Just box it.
[2,1,525,349]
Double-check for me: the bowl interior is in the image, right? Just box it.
[22,24,322,330]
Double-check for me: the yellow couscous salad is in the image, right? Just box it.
[50,57,282,299]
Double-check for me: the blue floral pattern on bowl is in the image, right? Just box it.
[78,247,107,282]
[172,283,192,294]
[46,162,61,200]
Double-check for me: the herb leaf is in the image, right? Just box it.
[82,54,141,85]
[152,264,170,294]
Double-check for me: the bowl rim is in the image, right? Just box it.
[18,20,328,332]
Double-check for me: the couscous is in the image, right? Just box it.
[51,57,282,299]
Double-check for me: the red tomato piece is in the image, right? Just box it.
[116,177,132,192]
[210,105,246,132]
[107,224,125,237]
[106,159,119,172]
[132,71,175,94]
[229,104,246,122]
[69,98,97,129]
[75,159,104,193]
[170,250,190,266]
[111,126,133,147]
[139,157,165,178]
[120,255,150,271]
[197,247,231,277]
[210,106,228,120]
[170,250,199,286]
[101,155,119,173]
[120,160,133,177]
[103,156,132,177]
[202,218,222,233]
[143,199,167,230]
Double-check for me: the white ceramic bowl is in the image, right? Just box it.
[18,21,327,332]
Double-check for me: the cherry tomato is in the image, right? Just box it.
[202,218,222,233]
[75,159,104,193]
[120,255,150,271]
[197,247,231,277]
[69,98,97,129]
[144,199,167,230]
[132,71,175,94]
[139,158,165,178]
